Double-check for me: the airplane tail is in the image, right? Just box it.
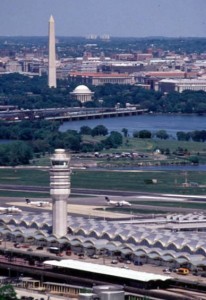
[25,198,30,204]
[105,196,110,203]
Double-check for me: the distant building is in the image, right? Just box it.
[135,71,193,90]
[5,60,22,73]
[70,85,94,103]
[99,62,144,74]
[159,78,206,93]
[135,53,153,61]
[68,72,134,86]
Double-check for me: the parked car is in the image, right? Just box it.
[36,262,44,267]
[163,268,171,274]
[21,244,30,248]
[90,254,99,259]
[134,261,143,266]
[111,260,118,264]
[126,260,131,264]
[36,246,43,250]
[177,268,189,275]
[121,265,129,269]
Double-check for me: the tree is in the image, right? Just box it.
[133,131,139,138]
[156,130,169,140]
[138,130,152,139]
[103,131,123,148]
[81,143,95,153]
[191,130,206,142]
[0,142,33,166]
[91,125,108,137]
[122,128,128,138]
[79,126,92,135]
[0,284,18,300]
[188,156,199,164]
[176,131,191,141]
[8,142,33,166]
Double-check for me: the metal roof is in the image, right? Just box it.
[43,259,171,283]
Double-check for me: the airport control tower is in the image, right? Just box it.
[50,149,71,237]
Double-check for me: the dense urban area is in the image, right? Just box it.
[0,37,206,166]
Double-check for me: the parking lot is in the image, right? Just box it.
[1,241,206,284]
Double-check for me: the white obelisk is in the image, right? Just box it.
[48,15,57,88]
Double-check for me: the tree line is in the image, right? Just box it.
[133,129,206,142]
[0,121,123,166]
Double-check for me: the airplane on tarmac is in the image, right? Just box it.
[0,206,22,214]
[25,198,50,207]
[105,196,131,207]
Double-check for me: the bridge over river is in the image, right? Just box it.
[0,107,147,122]
[44,108,148,122]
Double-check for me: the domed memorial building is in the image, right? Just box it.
[70,85,94,103]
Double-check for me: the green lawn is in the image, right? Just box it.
[0,168,49,186]
[119,138,206,154]
[0,168,205,195]
[72,170,206,195]
[0,191,49,198]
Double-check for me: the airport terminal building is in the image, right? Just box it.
[1,212,206,271]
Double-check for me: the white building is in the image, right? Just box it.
[70,85,94,103]
[159,78,206,93]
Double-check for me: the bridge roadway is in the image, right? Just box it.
[0,107,147,122]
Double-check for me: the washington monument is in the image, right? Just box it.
[48,15,57,88]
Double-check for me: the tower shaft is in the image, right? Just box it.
[48,15,57,88]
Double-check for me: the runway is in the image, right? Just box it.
[0,181,205,220]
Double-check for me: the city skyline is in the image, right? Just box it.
[0,0,206,37]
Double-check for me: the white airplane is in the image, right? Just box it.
[25,198,50,207]
[0,206,22,214]
[105,196,131,207]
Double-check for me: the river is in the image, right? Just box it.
[59,114,206,136]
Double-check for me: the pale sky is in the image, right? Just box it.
[0,0,206,37]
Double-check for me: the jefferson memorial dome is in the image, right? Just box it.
[70,85,94,103]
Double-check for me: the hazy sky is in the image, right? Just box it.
[1,0,206,37]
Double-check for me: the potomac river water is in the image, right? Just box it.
[59,114,206,137]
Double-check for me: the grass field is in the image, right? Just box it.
[0,168,49,186]
[121,138,206,154]
[72,170,206,195]
[0,168,205,195]
[0,191,49,198]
